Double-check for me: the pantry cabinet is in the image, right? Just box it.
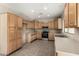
[0,13,23,55]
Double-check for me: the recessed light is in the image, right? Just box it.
[31,10,35,13]
[47,14,50,17]
[44,7,47,10]
[38,16,40,18]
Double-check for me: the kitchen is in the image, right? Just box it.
[0,3,79,56]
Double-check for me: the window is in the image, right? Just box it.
[64,28,68,32]
[64,28,75,34]
[68,28,75,34]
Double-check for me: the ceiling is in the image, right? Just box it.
[0,3,65,20]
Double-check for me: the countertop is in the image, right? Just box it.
[55,34,79,55]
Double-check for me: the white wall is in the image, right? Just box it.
[0,14,7,55]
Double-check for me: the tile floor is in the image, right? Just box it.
[10,40,55,56]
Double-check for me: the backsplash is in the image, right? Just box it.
[64,28,79,42]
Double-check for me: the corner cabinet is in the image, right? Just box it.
[0,13,23,55]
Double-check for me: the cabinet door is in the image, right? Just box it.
[17,16,23,28]
[58,18,62,29]
[27,21,34,29]
[8,29,15,41]
[31,21,35,29]
[8,28,16,54]
[48,32,54,40]
[35,21,39,29]
[51,21,54,29]
[49,21,55,29]
[54,20,58,29]
[77,4,79,27]
[64,4,69,28]
[36,32,42,39]
[48,21,51,29]
[16,29,22,49]
[38,22,42,29]
[8,13,16,27]
[8,40,16,54]
[69,3,77,27]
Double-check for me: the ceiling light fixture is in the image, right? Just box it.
[32,10,35,13]
[47,14,50,17]
[38,16,40,18]
[44,7,47,10]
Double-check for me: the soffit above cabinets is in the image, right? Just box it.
[0,3,65,20]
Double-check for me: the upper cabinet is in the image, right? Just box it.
[77,4,79,27]
[64,4,69,28]
[64,3,77,28]
[48,20,54,29]
[26,21,34,29]
[54,19,58,29]
[68,3,77,27]
[8,13,17,27]
[54,18,62,29]
[34,20,40,29]
[58,18,62,29]
[17,16,23,28]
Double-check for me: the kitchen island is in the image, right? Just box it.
[55,35,79,56]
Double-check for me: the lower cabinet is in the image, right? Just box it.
[48,31,54,41]
[8,40,16,54]
[26,32,37,43]
[36,32,42,40]
[16,29,22,49]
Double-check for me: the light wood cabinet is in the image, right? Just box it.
[35,21,40,29]
[34,21,43,29]
[39,22,44,29]
[64,3,77,28]
[27,32,37,43]
[64,4,69,28]
[54,19,58,29]
[0,13,23,55]
[77,4,79,27]
[48,20,54,29]
[48,31,54,41]
[26,21,34,29]
[17,16,23,28]
[36,31,42,39]
[69,3,77,27]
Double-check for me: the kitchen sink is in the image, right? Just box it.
[55,34,68,38]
